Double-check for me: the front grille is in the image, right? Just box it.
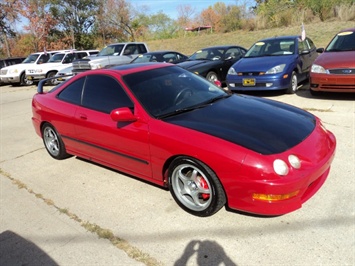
[329,68,355,75]
[237,72,262,76]
[72,59,91,70]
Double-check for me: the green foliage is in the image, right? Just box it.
[50,0,99,48]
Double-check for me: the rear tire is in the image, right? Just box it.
[42,123,71,160]
[168,157,226,217]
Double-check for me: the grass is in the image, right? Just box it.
[146,21,353,55]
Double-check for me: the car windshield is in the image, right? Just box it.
[23,54,40,63]
[325,31,355,52]
[189,48,225,61]
[98,44,124,56]
[245,39,296,57]
[123,66,230,118]
[48,53,65,63]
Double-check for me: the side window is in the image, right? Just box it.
[38,54,50,64]
[298,40,306,53]
[82,75,133,113]
[306,38,316,50]
[76,52,87,59]
[57,77,85,105]
[137,44,148,54]
[163,53,176,63]
[63,54,75,63]
[124,44,137,55]
[225,48,241,59]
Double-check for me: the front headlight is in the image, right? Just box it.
[311,64,327,73]
[9,69,19,74]
[288,155,301,169]
[265,64,286,74]
[228,67,237,75]
[273,159,289,176]
[90,63,102,69]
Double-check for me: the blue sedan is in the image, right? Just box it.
[226,36,318,94]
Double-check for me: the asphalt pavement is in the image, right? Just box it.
[0,84,354,266]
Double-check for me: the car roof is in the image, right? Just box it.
[258,36,300,42]
[79,62,172,77]
[141,50,178,54]
[200,45,242,49]
[338,28,355,33]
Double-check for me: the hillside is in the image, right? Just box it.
[146,21,354,55]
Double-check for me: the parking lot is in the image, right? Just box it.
[1,83,354,265]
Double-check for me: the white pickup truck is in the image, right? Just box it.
[0,51,61,86]
[72,42,149,74]
[26,50,99,85]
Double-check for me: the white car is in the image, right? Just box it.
[26,50,98,85]
[0,51,60,86]
[55,65,73,83]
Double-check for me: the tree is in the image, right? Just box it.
[176,4,196,29]
[19,0,58,52]
[0,0,21,57]
[96,0,136,42]
[50,0,99,49]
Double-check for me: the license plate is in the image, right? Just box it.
[243,78,255,86]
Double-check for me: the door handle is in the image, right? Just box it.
[78,113,87,120]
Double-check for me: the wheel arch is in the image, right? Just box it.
[162,154,227,195]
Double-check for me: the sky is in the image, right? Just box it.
[131,0,240,19]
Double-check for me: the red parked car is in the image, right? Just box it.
[310,28,355,94]
[32,63,336,217]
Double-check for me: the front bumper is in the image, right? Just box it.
[225,120,336,216]
[0,75,21,84]
[227,74,291,92]
[310,73,355,93]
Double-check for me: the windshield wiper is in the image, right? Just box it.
[157,94,230,119]
[157,105,201,119]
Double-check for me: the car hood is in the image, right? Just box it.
[178,60,213,69]
[233,56,295,71]
[2,63,34,70]
[164,94,315,155]
[314,51,355,68]
[84,55,112,61]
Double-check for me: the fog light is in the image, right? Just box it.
[266,83,273,87]
[253,190,300,201]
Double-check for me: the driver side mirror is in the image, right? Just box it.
[110,107,137,122]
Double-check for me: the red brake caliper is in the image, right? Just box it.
[198,176,210,200]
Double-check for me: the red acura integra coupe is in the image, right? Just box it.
[32,63,336,217]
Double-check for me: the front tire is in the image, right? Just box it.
[206,71,218,83]
[168,157,226,217]
[42,123,71,160]
[46,71,58,85]
[20,72,33,86]
[286,71,298,94]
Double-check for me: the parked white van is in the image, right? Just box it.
[0,51,61,86]
[26,50,99,85]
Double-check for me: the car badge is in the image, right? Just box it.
[342,69,352,74]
